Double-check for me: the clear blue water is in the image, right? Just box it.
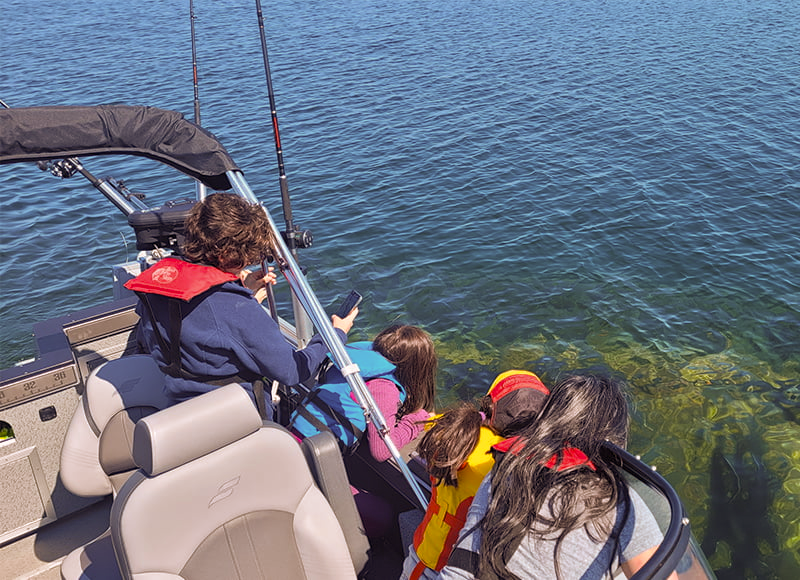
[1,0,798,577]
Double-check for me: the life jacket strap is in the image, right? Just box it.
[291,386,364,452]
[165,298,185,378]
[252,379,269,421]
[136,291,268,419]
[446,522,525,580]
[446,548,482,578]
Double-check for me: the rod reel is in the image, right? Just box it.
[37,157,80,179]
[282,227,313,249]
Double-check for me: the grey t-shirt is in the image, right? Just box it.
[438,476,663,580]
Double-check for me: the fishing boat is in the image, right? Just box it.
[0,10,716,580]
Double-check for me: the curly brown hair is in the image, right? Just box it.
[182,193,276,272]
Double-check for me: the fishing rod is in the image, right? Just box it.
[188,0,207,200]
[188,2,287,324]
[254,0,301,248]
[254,0,313,344]
[249,5,427,510]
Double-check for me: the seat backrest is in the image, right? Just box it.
[60,355,169,497]
[111,383,357,580]
[301,431,370,573]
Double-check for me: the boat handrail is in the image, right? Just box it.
[228,169,430,510]
[602,442,693,579]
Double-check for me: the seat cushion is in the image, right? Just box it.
[60,529,121,580]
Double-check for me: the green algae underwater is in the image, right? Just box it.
[428,324,799,579]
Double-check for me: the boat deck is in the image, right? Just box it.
[1,497,111,580]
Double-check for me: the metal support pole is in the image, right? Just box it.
[228,170,427,509]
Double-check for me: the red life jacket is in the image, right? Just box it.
[124,258,256,386]
[124,257,238,300]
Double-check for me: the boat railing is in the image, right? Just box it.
[604,443,717,579]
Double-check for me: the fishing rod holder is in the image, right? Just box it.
[35,155,149,216]
[38,159,146,202]
[106,177,146,202]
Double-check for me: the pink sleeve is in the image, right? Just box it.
[364,378,428,462]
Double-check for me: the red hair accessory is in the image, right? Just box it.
[492,437,596,471]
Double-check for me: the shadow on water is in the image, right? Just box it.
[702,429,779,580]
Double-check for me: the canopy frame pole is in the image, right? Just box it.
[228,170,428,510]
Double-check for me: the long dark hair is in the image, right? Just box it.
[477,373,630,580]
[372,324,437,415]
[183,193,275,272]
[416,403,482,486]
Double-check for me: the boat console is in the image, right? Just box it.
[0,296,140,544]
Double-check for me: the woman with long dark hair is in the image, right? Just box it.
[438,374,668,580]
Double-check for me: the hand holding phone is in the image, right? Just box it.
[335,290,362,319]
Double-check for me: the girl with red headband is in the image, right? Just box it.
[401,370,550,580]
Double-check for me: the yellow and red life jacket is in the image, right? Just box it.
[411,425,504,575]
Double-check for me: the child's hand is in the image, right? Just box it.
[332,306,358,333]
[240,267,277,303]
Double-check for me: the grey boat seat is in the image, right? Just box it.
[60,354,169,580]
[111,383,360,580]
[60,354,170,497]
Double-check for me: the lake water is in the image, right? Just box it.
[1,0,798,577]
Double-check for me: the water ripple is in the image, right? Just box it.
[2,0,799,574]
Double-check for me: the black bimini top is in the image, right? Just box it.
[0,105,239,190]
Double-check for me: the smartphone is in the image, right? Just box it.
[335,290,362,318]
